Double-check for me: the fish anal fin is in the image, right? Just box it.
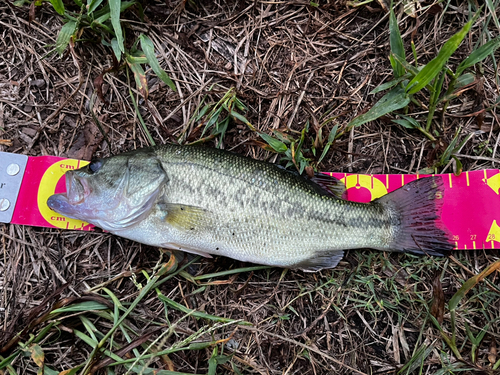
[161,242,213,258]
[292,250,344,272]
[163,203,210,231]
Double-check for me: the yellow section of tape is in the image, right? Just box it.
[37,159,90,229]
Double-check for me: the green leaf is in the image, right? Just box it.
[370,73,410,94]
[208,347,218,375]
[110,38,121,62]
[139,35,176,91]
[231,111,254,130]
[109,0,124,54]
[389,7,405,78]
[87,0,104,14]
[456,36,500,76]
[455,72,475,89]
[43,366,59,375]
[406,18,474,95]
[392,118,418,129]
[347,86,410,129]
[451,155,462,176]
[55,20,77,56]
[259,133,288,153]
[48,0,64,14]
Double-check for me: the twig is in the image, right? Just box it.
[453,153,500,163]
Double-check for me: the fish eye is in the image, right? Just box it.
[88,159,103,174]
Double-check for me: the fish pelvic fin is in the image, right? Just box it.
[292,250,344,272]
[162,203,211,232]
[161,242,213,258]
[376,176,453,256]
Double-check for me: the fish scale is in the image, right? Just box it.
[159,146,389,249]
[47,144,453,271]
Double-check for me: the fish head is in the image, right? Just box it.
[47,151,167,230]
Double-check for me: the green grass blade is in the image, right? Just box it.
[128,87,155,146]
[80,259,197,375]
[158,294,241,323]
[139,35,176,91]
[56,20,77,56]
[87,0,104,14]
[193,265,271,280]
[346,85,410,130]
[448,259,500,311]
[485,0,500,30]
[0,352,20,370]
[317,124,338,164]
[49,301,108,315]
[389,6,405,78]
[48,0,64,14]
[398,344,434,375]
[109,0,124,55]
[406,18,474,95]
[456,36,500,76]
[259,132,288,153]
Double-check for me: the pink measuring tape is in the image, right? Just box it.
[1,152,499,250]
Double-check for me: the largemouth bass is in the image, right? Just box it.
[47,144,453,271]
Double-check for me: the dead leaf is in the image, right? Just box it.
[430,271,445,324]
[29,1,36,23]
[29,343,44,367]
[94,73,110,106]
[489,337,497,365]
[160,354,175,371]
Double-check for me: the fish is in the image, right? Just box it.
[47,144,453,272]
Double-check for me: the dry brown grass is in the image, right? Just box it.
[1,1,500,374]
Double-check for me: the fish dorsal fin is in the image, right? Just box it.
[292,250,344,272]
[309,173,346,199]
[162,203,211,232]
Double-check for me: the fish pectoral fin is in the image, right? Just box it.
[161,242,213,258]
[292,250,344,272]
[162,203,211,231]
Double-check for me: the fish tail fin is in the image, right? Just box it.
[376,177,453,256]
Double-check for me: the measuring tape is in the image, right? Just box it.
[1,151,499,250]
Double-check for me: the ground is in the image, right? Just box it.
[1,1,500,374]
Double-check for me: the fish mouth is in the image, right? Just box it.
[47,172,91,218]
